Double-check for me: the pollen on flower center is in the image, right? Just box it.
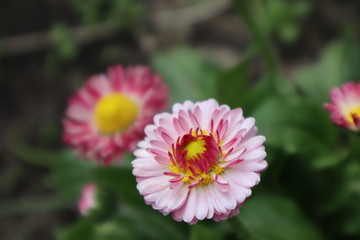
[168,130,223,186]
[94,93,138,135]
[346,106,360,124]
[182,138,206,160]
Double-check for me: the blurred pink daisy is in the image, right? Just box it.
[63,65,168,165]
[78,184,97,216]
[132,99,267,224]
[324,82,360,131]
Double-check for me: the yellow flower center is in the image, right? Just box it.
[346,106,360,124]
[168,132,224,186]
[169,164,224,185]
[93,93,138,135]
[182,138,206,160]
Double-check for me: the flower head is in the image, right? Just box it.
[132,99,267,224]
[78,184,97,216]
[324,82,360,131]
[63,65,168,165]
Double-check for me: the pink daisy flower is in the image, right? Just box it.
[132,99,267,224]
[63,65,168,165]
[78,184,97,216]
[324,82,360,131]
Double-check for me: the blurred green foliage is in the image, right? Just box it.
[45,0,143,75]
[71,0,143,28]
[238,192,324,240]
[52,29,360,238]
[152,47,220,104]
[264,0,312,43]
[5,0,360,239]
[50,23,79,61]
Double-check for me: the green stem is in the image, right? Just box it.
[228,217,258,240]
[233,0,280,77]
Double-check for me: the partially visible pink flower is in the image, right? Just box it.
[132,99,267,224]
[63,65,168,165]
[78,184,97,216]
[324,82,360,131]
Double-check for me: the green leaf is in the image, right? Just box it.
[13,145,58,167]
[108,0,144,28]
[125,207,188,240]
[318,162,357,215]
[57,219,95,240]
[71,0,143,27]
[349,134,360,158]
[71,0,104,25]
[310,149,348,170]
[189,222,226,240]
[265,0,288,27]
[152,46,220,103]
[251,96,289,147]
[264,0,312,43]
[238,192,324,240]
[341,25,360,81]
[221,74,277,115]
[93,167,188,240]
[336,190,360,237]
[216,58,250,108]
[293,41,348,104]
[292,0,312,17]
[93,167,143,209]
[252,95,344,169]
[279,22,299,43]
[50,23,78,61]
[93,218,138,240]
[342,209,360,236]
[46,150,95,202]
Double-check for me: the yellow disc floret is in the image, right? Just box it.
[168,164,225,185]
[346,106,360,124]
[94,93,138,135]
[182,138,206,160]
[168,133,225,186]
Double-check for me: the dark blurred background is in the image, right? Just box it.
[0,0,360,239]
